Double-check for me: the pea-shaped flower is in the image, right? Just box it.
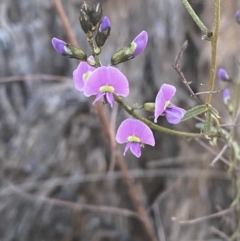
[116,118,155,158]
[73,57,95,91]
[154,84,186,124]
[84,66,129,107]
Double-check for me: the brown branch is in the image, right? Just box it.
[172,205,240,225]
[0,74,71,83]
[7,181,139,219]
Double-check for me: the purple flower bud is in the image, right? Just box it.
[217,68,229,81]
[235,10,240,24]
[130,30,148,57]
[51,37,67,55]
[222,88,230,104]
[99,16,110,32]
[116,118,155,158]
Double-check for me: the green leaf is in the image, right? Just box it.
[204,111,212,138]
[181,104,208,122]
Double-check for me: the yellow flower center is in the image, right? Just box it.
[164,100,171,110]
[127,135,141,143]
[99,85,115,93]
[83,71,92,81]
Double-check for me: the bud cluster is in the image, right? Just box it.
[51,1,185,158]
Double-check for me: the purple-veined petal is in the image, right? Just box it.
[52,37,67,55]
[154,84,176,123]
[131,31,148,57]
[84,66,129,97]
[165,105,186,124]
[130,143,142,158]
[116,118,155,146]
[105,92,114,108]
[123,142,131,156]
[73,61,95,91]
[92,92,105,105]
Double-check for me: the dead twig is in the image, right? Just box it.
[172,40,200,104]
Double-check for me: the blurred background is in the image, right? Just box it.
[0,0,240,240]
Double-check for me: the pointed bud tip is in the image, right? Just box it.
[131,30,148,57]
[100,16,111,32]
[217,68,229,81]
[51,37,67,55]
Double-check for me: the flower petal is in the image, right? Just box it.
[131,30,148,57]
[130,143,142,158]
[105,92,114,108]
[154,84,176,123]
[92,92,105,105]
[123,142,131,156]
[165,105,186,124]
[52,37,67,55]
[73,61,95,91]
[84,66,129,97]
[116,118,155,146]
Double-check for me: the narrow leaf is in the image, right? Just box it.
[204,111,212,138]
[181,104,208,122]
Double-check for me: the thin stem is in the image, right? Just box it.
[115,95,208,138]
[182,0,208,35]
[205,0,220,104]
[87,37,101,67]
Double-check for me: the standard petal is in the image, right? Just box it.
[132,119,155,146]
[165,105,186,124]
[154,84,176,123]
[116,119,136,143]
[105,66,129,97]
[130,143,142,158]
[123,142,131,156]
[84,67,109,97]
[105,92,114,108]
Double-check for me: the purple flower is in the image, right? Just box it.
[73,57,96,91]
[52,37,68,55]
[223,88,230,104]
[116,119,155,158]
[129,31,148,57]
[84,66,129,108]
[217,68,229,81]
[236,10,240,24]
[99,16,110,32]
[154,84,186,124]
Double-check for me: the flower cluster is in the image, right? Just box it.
[51,1,186,158]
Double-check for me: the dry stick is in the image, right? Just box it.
[210,144,229,167]
[171,205,240,225]
[53,1,157,240]
[210,226,232,241]
[0,74,72,83]
[7,181,139,219]
[172,40,200,104]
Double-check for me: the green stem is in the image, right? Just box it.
[182,0,208,35]
[115,95,204,138]
[205,0,220,104]
[87,36,101,67]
